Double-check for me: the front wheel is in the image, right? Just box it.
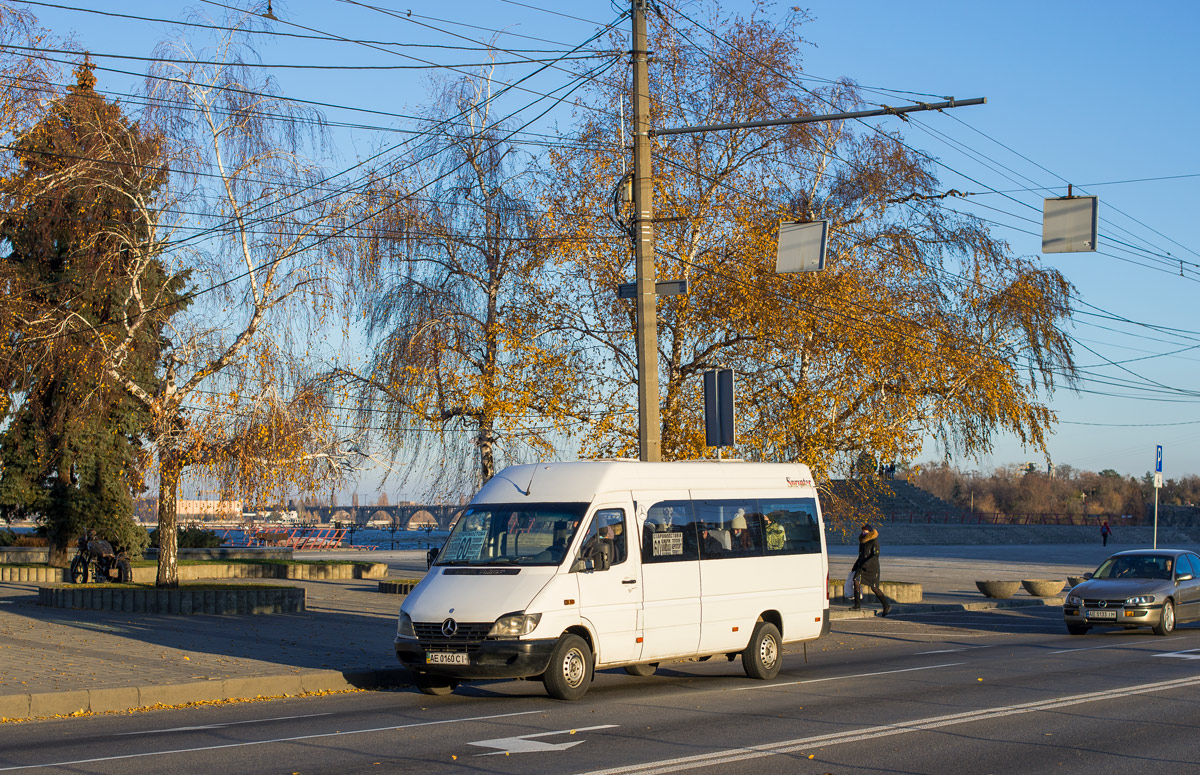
[742,621,782,680]
[69,556,88,584]
[1066,623,1090,635]
[543,634,593,701]
[1153,600,1176,636]
[116,559,132,584]
[413,673,458,696]
[624,662,658,677]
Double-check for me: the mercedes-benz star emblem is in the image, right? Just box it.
[441,618,458,637]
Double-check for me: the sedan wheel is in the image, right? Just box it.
[1153,599,1176,636]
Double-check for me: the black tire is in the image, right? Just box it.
[1066,623,1090,635]
[69,556,88,584]
[624,662,658,677]
[542,634,593,701]
[116,559,132,584]
[742,621,782,680]
[1153,599,1176,636]
[413,673,458,696]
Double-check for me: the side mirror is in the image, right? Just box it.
[1177,573,1193,582]
[1083,573,1093,580]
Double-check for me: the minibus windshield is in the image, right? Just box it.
[433,502,589,566]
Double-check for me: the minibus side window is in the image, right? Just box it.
[693,499,764,558]
[575,508,627,571]
[642,500,698,563]
[760,498,822,555]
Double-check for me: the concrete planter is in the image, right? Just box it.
[129,561,387,584]
[377,578,421,595]
[828,578,923,603]
[38,584,305,614]
[1067,576,1087,588]
[1022,579,1066,597]
[975,580,1021,599]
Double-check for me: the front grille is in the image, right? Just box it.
[414,621,492,653]
[1083,600,1127,607]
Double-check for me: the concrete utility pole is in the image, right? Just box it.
[631,0,660,462]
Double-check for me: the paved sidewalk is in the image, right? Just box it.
[0,543,1150,721]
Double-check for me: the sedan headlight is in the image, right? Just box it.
[487,612,542,639]
[1067,595,1083,606]
[1125,595,1155,606]
[397,610,416,638]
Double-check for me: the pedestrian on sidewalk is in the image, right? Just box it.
[851,523,891,617]
[1100,520,1112,547]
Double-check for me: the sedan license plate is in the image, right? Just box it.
[1086,609,1117,619]
[426,652,469,665]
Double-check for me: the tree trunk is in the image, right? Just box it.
[155,444,182,587]
[46,535,69,568]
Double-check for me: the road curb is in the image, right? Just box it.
[0,667,411,723]
[829,596,1065,620]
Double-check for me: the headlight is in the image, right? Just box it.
[1125,595,1155,606]
[1067,595,1082,606]
[487,612,542,639]
[397,610,416,638]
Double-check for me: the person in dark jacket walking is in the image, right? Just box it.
[851,523,891,617]
[1100,521,1112,547]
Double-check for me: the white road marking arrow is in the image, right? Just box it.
[1153,649,1200,660]
[469,724,618,755]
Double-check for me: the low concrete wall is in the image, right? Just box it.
[38,585,305,614]
[828,579,922,603]
[144,547,294,561]
[826,524,1200,546]
[0,547,49,564]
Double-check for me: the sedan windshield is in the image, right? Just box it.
[1093,555,1174,580]
[434,502,588,567]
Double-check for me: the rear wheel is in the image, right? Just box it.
[624,663,658,677]
[1066,623,1090,635]
[1153,600,1176,636]
[69,556,88,584]
[543,634,593,700]
[413,673,458,696]
[742,621,782,680]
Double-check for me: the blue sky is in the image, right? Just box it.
[13,0,1199,493]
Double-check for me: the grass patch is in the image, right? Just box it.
[129,558,376,568]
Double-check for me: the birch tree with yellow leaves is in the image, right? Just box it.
[347,73,591,493]
[2,14,367,585]
[543,4,1076,494]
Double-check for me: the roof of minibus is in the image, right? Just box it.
[473,460,816,504]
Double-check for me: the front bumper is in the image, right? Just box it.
[395,636,558,679]
[1063,604,1163,627]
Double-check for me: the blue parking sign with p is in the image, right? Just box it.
[1156,445,1163,473]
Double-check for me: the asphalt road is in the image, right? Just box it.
[2,608,1198,775]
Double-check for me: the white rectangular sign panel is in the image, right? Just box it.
[776,220,828,273]
[1042,196,1098,253]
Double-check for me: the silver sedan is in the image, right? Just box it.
[1063,549,1200,635]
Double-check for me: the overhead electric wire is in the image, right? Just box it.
[16,52,625,346]
[18,0,601,52]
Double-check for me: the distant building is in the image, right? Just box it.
[134,498,243,523]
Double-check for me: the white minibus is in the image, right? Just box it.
[393,460,830,699]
